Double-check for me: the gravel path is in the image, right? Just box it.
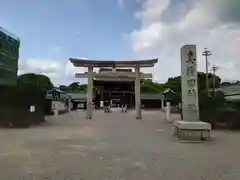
[0,110,240,180]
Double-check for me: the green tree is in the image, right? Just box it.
[164,72,221,92]
[78,84,87,92]
[68,82,80,91]
[59,85,69,91]
[221,82,232,86]
[162,72,221,104]
[198,72,221,91]
[165,76,181,93]
[67,82,87,92]
[17,73,53,92]
[141,79,165,93]
[0,73,51,127]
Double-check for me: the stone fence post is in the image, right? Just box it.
[166,102,171,122]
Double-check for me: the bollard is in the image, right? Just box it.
[54,109,59,116]
[161,99,164,110]
[166,102,172,122]
[68,99,71,112]
[52,102,59,117]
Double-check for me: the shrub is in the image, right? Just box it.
[0,84,46,128]
[219,100,240,129]
[199,91,240,129]
[199,91,226,127]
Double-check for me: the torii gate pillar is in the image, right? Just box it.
[86,66,93,119]
[135,66,141,119]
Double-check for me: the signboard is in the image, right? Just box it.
[30,106,35,113]
[181,45,199,121]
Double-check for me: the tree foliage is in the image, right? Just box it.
[18,73,53,92]
[141,79,165,93]
[59,85,68,91]
[0,73,52,128]
[164,72,221,93]
[68,82,80,91]
[57,72,221,96]
[221,81,240,86]
[165,76,181,93]
[58,82,87,92]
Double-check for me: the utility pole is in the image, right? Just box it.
[212,65,219,92]
[202,48,212,96]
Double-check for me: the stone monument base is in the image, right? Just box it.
[173,121,211,141]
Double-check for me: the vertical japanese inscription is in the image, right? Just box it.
[181,45,199,121]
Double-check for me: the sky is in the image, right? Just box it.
[1,0,240,85]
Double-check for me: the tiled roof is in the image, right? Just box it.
[66,92,87,100]
[47,87,64,93]
[163,88,175,94]
[140,93,164,100]
[70,58,158,68]
[218,85,240,95]
[66,92,164,100]
[225,95,240,101]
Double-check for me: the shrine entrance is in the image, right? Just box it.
[69,58,158,119]
[94,79,135,108]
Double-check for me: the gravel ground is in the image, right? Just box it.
[0,109,240,180]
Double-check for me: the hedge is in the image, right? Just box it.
[199,91,240,129]
[0,84,46,127]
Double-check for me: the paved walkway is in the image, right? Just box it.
[0,110,240,179]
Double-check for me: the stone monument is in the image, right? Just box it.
[174,45,211,140]
[181,45,199,121]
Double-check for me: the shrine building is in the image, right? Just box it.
[70,58,159,119]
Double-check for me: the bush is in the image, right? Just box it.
[0,83,46,128]
[199,91,226,127]
[199,91,240,129]
[217,101,240,129]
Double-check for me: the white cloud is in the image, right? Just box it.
[129,0,240,82]
[137,0,170,25]
[65,61,88,77]
[23,59,61,73]
[19,58,90,85]
[118,0,125,8]
[19,59,64,84]
[65,61,78,77]
[131,22,163,52]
